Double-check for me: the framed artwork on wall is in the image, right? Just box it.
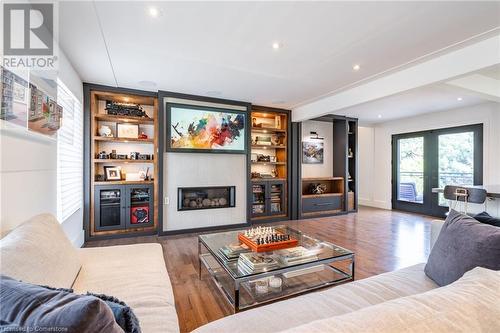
[302,141,324,164]
[166,103,247,154]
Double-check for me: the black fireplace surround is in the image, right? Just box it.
[178,186,236,211]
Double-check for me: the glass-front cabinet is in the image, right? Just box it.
[95,184,154,232]
[251,181,285,218]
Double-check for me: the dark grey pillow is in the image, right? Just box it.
[87,292,141,333]
[474,211,500,227]
[425,210,500,286]
[0,276,124,333]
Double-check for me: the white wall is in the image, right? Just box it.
[163,98,248,231]
[301,120,333,178]
[0,50,84,246]
[359,102,500,211]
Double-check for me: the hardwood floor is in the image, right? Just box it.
[85,206,435,333]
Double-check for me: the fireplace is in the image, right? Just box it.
[178,186,236,211]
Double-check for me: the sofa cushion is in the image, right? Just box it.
[0,275,123,333]
[193,263,437,333]
[0,214,81,289]
[425,209,500,286]
[281,267,500,333]
[73,243,179,333]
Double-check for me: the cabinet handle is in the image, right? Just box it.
[315,202,333,206]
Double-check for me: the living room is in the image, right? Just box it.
[1,1,499,332]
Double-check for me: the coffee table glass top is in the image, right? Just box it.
[199,225,353,279]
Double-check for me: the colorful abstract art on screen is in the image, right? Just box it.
[169,105,246,152]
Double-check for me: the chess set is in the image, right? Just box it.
[238,226,298,253]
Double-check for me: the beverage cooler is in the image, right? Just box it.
[94,184,154,232]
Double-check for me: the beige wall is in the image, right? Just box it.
[358,102,500,216]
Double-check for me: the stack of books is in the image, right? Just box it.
[275,246,318,265]
[218,243,250,263]
[238,252,279,274]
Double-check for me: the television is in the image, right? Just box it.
[166,103,247,153]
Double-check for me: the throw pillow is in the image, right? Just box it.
[474,211,500,227]
[0,275,124,333]
[424,210,500,286]
[87,292,141,333]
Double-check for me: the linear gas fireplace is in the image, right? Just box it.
[178,186,236,211]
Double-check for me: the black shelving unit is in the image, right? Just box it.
[292,115,358,219]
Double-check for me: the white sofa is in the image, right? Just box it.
[194,220,500,333]
[0,214,179,333]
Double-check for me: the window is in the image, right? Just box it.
[56,80,83,222]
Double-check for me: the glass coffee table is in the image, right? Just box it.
[198,225,354,312]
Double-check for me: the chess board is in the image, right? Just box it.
[238,229,298,253]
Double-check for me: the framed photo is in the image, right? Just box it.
[302,141,324,164]
[104,166,122,181]
[117,123,139,139]
[166,103,247,154]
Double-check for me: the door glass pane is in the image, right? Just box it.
[398,137,424,203]
[438,132,474,206]
[270,183,283,213]
[99,189,122,227]
[252,184,266,215]
[130,187,152,224]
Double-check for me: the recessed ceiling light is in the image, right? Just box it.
[148,7,160,17]
[272,42,282,50]
[457,97,463,101]
[353,64,361,71]
[377,114,382,119]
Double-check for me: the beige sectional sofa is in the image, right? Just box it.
[194,219,500,333]
[0,214,179,333]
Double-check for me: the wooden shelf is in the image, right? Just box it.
[302,177,344,181]
[94,137,153,144]
[251,177,286,182]
[93,159,153,163]
[251,145,286,149]
[93,91,155,106]
[251,162,286,165]
[95,114,154,124]
[94,180,154,185]
[251,127,286,133]
[302,193,343,198]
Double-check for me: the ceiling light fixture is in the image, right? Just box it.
[272,42,281,50]
[377,114,382,119]
[353,64,361,71]
[148,7,160,17]
[457,97,463,101]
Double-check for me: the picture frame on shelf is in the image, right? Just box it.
[104,166,122,181]
[116,123,139,139]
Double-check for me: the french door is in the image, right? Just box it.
[392,124,483,217]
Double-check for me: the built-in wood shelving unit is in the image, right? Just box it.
[88,88,159,238]
[250,106,290,222]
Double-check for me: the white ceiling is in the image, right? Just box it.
[59,1,500,111]
[339,83,488,125]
